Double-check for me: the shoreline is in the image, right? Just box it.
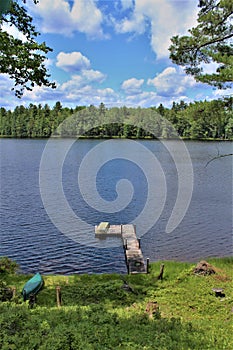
[0,135,232,141]
[2,256,233,276]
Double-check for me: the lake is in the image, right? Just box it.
[0,138,232,274]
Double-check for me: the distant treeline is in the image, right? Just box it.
[0,98,232,139]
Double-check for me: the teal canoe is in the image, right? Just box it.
[22,272,44,301]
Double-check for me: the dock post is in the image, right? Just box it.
[146,258,150,274]
[127,262,130,275]
[138,238,141,249]
[121,224,123,234]
[56,286,62,308]
[12,286,16,298]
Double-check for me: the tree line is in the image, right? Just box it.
[0,99,232,140]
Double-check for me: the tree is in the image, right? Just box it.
[169,0,233,88]
[0,0,56,97]
[0,0,11,16]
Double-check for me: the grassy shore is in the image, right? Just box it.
[1,257,232,349]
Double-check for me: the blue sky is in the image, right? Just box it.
[1,0,231,109]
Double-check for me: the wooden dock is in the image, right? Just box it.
[95,223,147,274]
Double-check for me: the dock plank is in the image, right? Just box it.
[95,223,146,274]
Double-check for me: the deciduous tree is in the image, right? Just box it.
[0,0,56,97]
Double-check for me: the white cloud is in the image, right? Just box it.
[58,85,117,106]
[81,69,106,84]
[1,23,27,42]
[125,91,159,107]
[114,7,146,35]
[113,0,199,58]
[61,69,106,91]
[213,88,233,98]
[71,0,105,38]
[148,66,197,96]
[200,61,220,75]
[28,0,105,38]
[0,75,16,109]
[56,52,91,72]
[121,78,144,94]
[120,0,134,11]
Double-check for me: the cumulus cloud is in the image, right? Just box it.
[9,76,116,106]
[61,69,106,90]
[71,0,105,38]
[28,0,105,38]
[148,66,197,96]
[121,78,144,94]
[56,51,106,89]
[113,0,198,58]
[114,7,146,34]
[81,69,106,84]
[125,91,159,107]
[56,52,91,72]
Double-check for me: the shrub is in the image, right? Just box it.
[0,280,13,301]
[0,257,19,274]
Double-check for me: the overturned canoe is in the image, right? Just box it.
[22,272,44,301]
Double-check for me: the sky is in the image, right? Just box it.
[1,0,231,110]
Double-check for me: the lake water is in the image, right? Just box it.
[0,138,232,274]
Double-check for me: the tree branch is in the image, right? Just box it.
[205,153,233,167]
[196,33,233,51]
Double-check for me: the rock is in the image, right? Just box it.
[145,301,160,319]
[193,260,217,276]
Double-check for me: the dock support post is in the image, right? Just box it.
[146,258,150,274]
[157,264,165,280]
[138,238,141,249]
[56,286,62,308]
[127,262,130,274]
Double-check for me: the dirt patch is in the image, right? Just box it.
[193,260,217,276]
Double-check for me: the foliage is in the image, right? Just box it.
[0,99,232,140]
[0,258,232,349]
[169,0,233,88]
[0,0,12,17]
[0,0,56,97]
[0,256,19,274]
[0,280,13,301]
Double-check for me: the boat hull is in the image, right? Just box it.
[22,272,44,300]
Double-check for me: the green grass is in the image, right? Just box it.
[0,257,232,349]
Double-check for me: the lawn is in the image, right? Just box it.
[0,257,232,349]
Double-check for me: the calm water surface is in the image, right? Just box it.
[0,138,232,274]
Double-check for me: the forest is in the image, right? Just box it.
[0,98,232,140]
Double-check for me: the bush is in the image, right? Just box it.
[0,280,13,301]
[0,257,19,274]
